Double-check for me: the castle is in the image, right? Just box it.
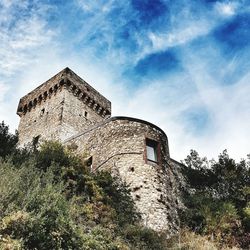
[17,67,182,234]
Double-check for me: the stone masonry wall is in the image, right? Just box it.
[64,118,180,233]
[18,86,109,147]
[17,67,111,116]
[59,89,105,141]
[17,68,111,147]
[18,88,65,146]
[17,68,182,235]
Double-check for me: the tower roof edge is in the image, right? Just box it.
[16,68,111,116]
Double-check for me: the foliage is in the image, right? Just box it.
[122,224,167,250]
[0,121,18,159]
[0,124,166,249]
[3,120,250,248]
[165,228,240,250]
[181,149,250,248]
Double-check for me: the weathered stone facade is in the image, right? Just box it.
[17,68,182,234]
[17,67,111,145]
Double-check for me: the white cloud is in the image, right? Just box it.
[136,2,219,62]
[0,82,9,102]
[215,1,239,16]
[1,0,250,163]
[76,0,115,13]
[148,22,211,52]
[0,0,58,130]
[175,46,250,161]
[0,1,56,76]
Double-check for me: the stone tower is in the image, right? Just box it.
[17,68,182,234]
[17,67,111,147]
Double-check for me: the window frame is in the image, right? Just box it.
[145,137,161,165]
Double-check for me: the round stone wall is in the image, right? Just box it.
[64,117,179,233]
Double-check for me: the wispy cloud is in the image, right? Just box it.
[0,0,58,130]
[1,0,250,161]
[0,82,9,102]
[0,0,56,76]
[215,1,239,17]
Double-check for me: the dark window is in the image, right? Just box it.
[146,138,159,163]
[33,135,40,149]
[86,156,93,171]
[40,108,45,116]
[84,111,88,118]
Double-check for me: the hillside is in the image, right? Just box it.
[0,121,250,249]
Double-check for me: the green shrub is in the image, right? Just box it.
[0,121,18,159]
[0,137,168,249]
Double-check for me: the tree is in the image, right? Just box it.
[0,121,18,158]
[181,150,250,248]
[0,137,167,249]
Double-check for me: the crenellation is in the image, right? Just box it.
[83,95,89,103]
[38,95,42,103]
[78,92,84,99]
[88,99,93,107]
[93,103,98,112]
[97,106,103,114]
[102,110,107,117]
[17,70,110,119]
[74,88,80,96]
[24,105,27,113]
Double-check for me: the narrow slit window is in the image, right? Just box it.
[86,156,93,171]
[33,135,40,146]
[84,111,88,118]
[40,108,45,117]
[146,138,158,163]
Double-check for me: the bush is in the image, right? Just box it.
[0,137,167,249]
[181,150,250,248]
[0,121,18,159]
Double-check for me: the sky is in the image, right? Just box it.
[0,0,250,161]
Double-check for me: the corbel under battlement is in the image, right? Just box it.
[16,68,111,119]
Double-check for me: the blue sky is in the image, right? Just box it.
[1,0,250,160]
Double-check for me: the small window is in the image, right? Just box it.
[32,135,40,149]
[40,108,45,116]
[146,138,158,163]
[86,156,93,171]
[84,111,88,118]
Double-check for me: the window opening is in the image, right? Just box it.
[32,135,40,150]
[84,111,88,118]
[38,95,43,103]
[86,156,93,171]
[146,138,158,163]
[40,108,45,116]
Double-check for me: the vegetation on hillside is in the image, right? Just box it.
[0,121,166,249]
[179,150,250,249]
[0,121,249,249]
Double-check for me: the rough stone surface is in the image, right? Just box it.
[64,118,180,233]
[17,68,110,146]
[17,68,183,235]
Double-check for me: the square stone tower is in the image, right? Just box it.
[17,67,111,147]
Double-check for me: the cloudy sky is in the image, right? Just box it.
[0,0,250,161]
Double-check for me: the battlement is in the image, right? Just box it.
[17,67,111,118]
[17,68,112,147]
